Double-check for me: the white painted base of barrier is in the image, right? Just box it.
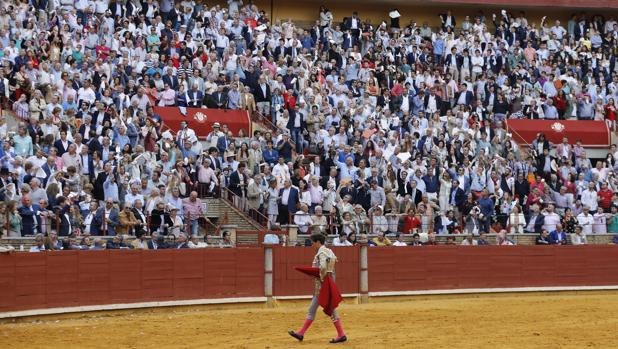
[368,285,618,297]
[3,286,618,319]
[0,297,267,319]
[273,293,360,300]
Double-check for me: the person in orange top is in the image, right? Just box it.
[529,175,545,193]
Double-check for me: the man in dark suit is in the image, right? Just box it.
[449,180,466,212]
[278,179,299,224]
[186,84,204,108]
[162,68,179,91]
[320,167,339,189]
[35,199,52,235]
[207,147,222,171]
[18,197,38,236]
[254,77,271,116]
[148,232,167,249]
[131,200,148,237]
[525,205,545,235]
[149,202,173,235]
[79,145,95,182]
[574,19,588,41]
[0,167,15,201]
[93,162,113,202]
[210,86,228,109]
[90,102,111,127]
[274,38,287,60]
[287,105,307,153]
[229,163,248,197]
[455,83,474,108]
[439,11,456,30]
[53,130,72,156]
[91,198,120,236]
[423,89,443,113]
[175,234,190,248]
[216,131,232,155]
[54,196,72,237]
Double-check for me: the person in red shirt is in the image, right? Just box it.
[598,182,613,212]
[552,90,568,119]
[605,98,617,131]
[283,88,296,110]
[529,175,545,193]
[402,209,421,234]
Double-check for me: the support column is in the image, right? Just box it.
[282,225,298,246]
[264,246,274,307]
[359,244,368,304]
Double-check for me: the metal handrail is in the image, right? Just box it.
[219,186,269,228]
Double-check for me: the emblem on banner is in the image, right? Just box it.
[194,112,207,123]
[551,122,565,132]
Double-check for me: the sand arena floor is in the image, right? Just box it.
[1,292,617,349]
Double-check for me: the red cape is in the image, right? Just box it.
[295,266,343,316]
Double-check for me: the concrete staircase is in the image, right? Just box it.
[202,197,265,231]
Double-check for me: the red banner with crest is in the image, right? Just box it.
[154,106,252,138]
[505,119,610,148]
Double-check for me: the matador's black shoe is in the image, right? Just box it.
[329,336,347,344]
[288,330,304,341]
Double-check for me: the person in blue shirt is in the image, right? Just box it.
[262,140,279,167]
[433,35,445,63]
[478,189,495,233]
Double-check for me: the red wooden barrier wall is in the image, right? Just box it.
[0,248,264,313]
[368,246,618,292]
[2,246,618,315]
[272,247,359,296]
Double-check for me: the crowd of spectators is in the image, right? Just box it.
[0,0,618,250]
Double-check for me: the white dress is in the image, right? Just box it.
[267,188,279,216]
[439,178,452,212]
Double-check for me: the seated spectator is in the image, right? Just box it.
[29,234,46,252]
[333,232,353,247]
[107,235,129,249]
[549,224,568,245]
[220,231,235,247]
[536,230,551,245]
[131,231,149,250]
[370,206,389,235]
[372,231,392,246]
[44,232,63,250]
[188,235,208,248]
[423,232,439,246]
[461,233,478,246]
[91,238,107,250]
[294,204,313,234]
[310,206,329,234]
[409,233,423,246]
[571,226,588,245]
[392,233,408,246]
[175,234,190,249]
[118,203,139,235]
[477,232,490,246]
[496,230,515,246]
